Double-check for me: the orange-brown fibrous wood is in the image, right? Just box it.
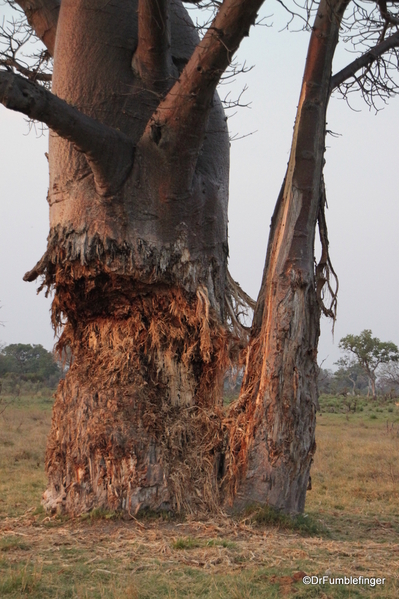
[43,259,231,516]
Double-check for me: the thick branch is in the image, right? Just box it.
[14,0,60,56]
[132,0,172,86]
[0,72,134,195]
[141,0,264,181]
[331,30,399,91]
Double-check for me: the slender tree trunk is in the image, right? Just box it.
[225,0,349,513]
[370,376,377,400]
[349,375,356,395]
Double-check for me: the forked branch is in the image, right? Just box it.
[142,0,265,178]
[377,0,399,27]
[0,72,134,195]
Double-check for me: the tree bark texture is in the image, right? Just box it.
[1,0,356,516]
[0,0,266,515]
[225,0,349,513]
[42,0,230,515]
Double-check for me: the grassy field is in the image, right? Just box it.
[0,392,399,598]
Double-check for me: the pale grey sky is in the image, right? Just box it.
[1,2,399,369]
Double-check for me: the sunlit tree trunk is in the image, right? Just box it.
[1,0,263,515]
[35,0,230,515]
[226,0,349,513]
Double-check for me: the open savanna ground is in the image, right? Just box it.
[0,393,398,598]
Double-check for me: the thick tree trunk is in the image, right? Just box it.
[1,0,267,516]
[225,0,349,513]
[24,0,231,515]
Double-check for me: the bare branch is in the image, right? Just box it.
[0,72,134,196]
[331,29,399,90]
[0,56,51,80]
[377,0,399,27]
[0,15,53,89]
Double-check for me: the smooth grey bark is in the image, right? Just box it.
[0,72,134,196]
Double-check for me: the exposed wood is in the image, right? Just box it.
[0,71,134,195]
[15,0,60,56]
[226,0,350,514]
[43,280,228,515]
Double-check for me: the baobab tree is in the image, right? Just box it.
[1,0,399,515]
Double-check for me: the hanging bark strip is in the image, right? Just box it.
[316,177,338,322]
[225,0,350,514]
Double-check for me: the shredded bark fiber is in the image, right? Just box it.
[25,227,256,516]
[44,272,235,516]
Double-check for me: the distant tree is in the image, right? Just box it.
[377,362,399,397]
[0,343,60,383]
[317,367,335,395]
[338,330,399,400]
[333,357,369,396]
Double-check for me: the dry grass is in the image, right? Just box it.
[0,394,399,598]
[0,396,51,520]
